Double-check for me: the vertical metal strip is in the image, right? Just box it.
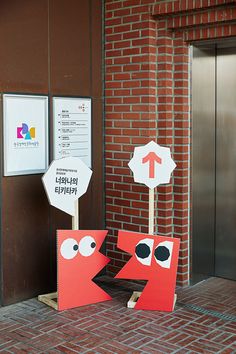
[0,94,3,305]
[214,45,217,275]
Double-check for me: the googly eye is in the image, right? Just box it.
[135,238,154,266]
[154,241,173,268]
[60,238,79,260]
[79,236,96,257]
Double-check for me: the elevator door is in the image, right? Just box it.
[192,45,236,282]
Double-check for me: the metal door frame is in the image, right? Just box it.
[191,41,236,283]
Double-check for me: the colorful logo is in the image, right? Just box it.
[17,123,35,140]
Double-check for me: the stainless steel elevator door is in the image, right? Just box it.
[192,45,236,282]
[192,46,216,281]
[215,48,236,280]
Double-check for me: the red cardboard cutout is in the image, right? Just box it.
[58,230,111,311]
[115,230,180,311]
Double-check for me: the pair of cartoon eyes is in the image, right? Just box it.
[60,236,96,259]
[135,238,173,269]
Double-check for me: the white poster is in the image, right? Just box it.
[42,156,92,216]
[3,94,48,176]
[53,97,92,168]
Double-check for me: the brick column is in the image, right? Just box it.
[172,32,190,285]
[105,0,158,274]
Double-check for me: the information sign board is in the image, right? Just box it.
[53,97,92,168]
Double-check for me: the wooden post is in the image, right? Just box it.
[149,188,154,235]
[72,199,79,230]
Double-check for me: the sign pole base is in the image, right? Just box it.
[39,201,79,310]
[38,292,58,310]
[127,291,177,311]
[127,188,156,309]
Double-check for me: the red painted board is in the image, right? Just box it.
[57,230,111,311]
[115,230,180,311]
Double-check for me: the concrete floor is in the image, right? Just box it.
[0,276,235,353]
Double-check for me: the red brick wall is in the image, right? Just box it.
[104,0,236,285]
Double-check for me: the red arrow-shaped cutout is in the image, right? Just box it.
[142,152,162,179]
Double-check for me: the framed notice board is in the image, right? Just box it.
[53,97,92,168]
[3,94,49,176]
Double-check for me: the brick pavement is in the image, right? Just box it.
[0,277,235,353]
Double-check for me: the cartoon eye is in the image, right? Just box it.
[135,238,154,266]
[154,241,173,268]
[60,238,79,260]
[79,236,96,257]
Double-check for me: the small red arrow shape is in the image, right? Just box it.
[142,152,162,179]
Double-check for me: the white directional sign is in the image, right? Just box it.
[42,157,92,216]
[128,141,176,189]
[53,97,91,167]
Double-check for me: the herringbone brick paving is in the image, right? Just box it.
[0,277,235,353]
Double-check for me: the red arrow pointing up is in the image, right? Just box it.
[142,152,162,179]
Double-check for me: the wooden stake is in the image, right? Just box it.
[72,199,79,230]
[149,188,154,235]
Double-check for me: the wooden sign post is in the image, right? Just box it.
[39,157,92,309]
[126,141,177,310]
[72,199,79,230]
[149,188,154,235]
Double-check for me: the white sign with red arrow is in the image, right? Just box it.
[128,140,176,189]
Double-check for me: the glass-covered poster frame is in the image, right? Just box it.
[53,96,92,168]
[3,94,49,176]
